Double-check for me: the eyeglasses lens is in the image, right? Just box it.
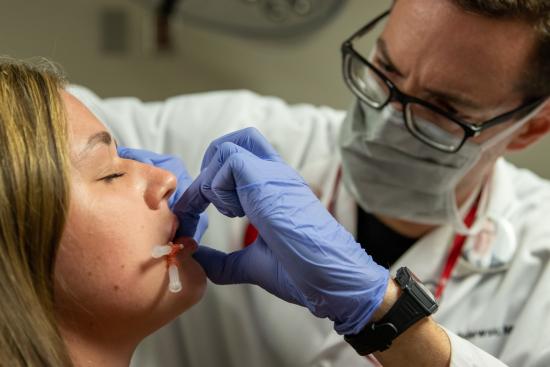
[405,103,466,151]
[348,55,390,107]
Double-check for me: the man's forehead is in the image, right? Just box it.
[384,0,535,103]
[388,0,536,67]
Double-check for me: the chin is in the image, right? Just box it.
[136,260,206,340]
[157,257,207,326]
[179,257,207,307]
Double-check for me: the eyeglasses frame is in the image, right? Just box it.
[341,10,546,153]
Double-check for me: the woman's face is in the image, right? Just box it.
[54,92,206,343]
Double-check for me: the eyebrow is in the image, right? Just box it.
[423,88,483,111]
[376,38,404,78]
[376,38,482,111]
[76,131,113,161]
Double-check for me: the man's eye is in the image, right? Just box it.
[374,57,397,75]
[99,172,126,183]
[435,101,471,120]
[439,103,459,116]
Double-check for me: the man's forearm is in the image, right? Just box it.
[370,280,451,367]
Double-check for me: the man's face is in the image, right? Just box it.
[382,0,536,126]
[375,0,538,201]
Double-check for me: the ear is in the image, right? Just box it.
[507,100,550,151]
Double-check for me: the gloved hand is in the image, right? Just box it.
[176,128,390,335]
[117,146,208,242]
[173,127,282,236]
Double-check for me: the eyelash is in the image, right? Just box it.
[381,62,397,74]
[374,57,398,75]
[100,172,126,183]
[434,99,458,114]
[434,99,473,120]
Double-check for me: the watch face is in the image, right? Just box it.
[404,268,438,313]
[409,271,434,298]
[416,279,437,302]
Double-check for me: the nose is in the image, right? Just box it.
[143,165,177,210]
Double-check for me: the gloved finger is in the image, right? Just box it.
[201,143,300,218]
[174,141,247,237]
[117,146,191,180]
[198,142,253,217]
[193,240,304,306]
[200,127,282,171]
[117,146,168,165]
[117,146,192,205]
[207,150,305,221]
[116,146,143,161]
[192,212,209,242]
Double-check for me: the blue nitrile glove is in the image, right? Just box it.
[174,127,281,237]
[176,128,390,335]
[117,146,208,242]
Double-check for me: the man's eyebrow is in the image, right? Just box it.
[376,38,481,111]
[376,38,405,78]
[424,88,483,111]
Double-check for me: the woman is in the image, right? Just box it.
[0,58,206,366]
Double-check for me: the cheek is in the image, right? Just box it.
[55,241,205,321]
[54,184,206,332]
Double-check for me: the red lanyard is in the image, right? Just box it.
[434,198,479,300]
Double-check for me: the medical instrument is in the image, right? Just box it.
[151,244,173,258]
[168,262,182,293]
[151,242,184,293]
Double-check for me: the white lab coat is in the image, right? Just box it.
[68,86,550,367]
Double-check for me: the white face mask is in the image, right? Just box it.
[339,100,534,234]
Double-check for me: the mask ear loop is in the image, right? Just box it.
[454,99,549,235]
[152,242,184,293]
[480,99,548,152]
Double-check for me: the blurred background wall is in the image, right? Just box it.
[0,0,548,177]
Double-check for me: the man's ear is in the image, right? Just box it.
[507,100,550,151]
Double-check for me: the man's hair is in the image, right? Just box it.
[451,0,550,98]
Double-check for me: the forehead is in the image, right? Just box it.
[61,91,108,154]
[386,0,536,99]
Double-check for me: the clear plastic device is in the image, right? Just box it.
[152,242,184,293]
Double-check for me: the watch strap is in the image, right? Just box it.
[344,283,431,355]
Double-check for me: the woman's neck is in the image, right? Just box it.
[60,324,138,367]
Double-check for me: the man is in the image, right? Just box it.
[69,0,550,365]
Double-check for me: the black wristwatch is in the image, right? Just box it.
[344,267,438,355]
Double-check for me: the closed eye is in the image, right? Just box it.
[99,172,126,183]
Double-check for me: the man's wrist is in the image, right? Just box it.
[344,268,439,356]
[371,277,401,321]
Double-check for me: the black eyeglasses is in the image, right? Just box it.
[341,10,546,153]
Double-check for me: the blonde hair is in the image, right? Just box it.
[0,58,72,366]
